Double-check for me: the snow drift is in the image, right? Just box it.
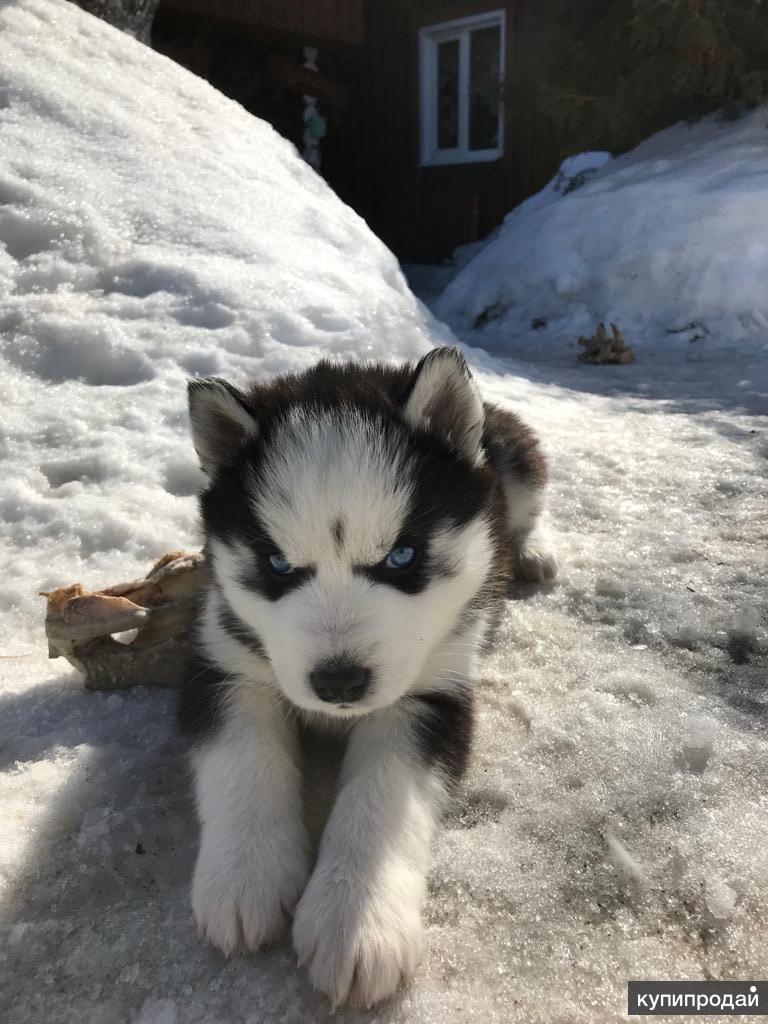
[437,111,768,337]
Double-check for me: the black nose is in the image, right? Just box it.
[309,662,371,704]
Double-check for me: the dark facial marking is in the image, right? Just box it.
[332,518,345,550]
[358,543,423,593]
[218,601,268,658]
[240,557,314,602]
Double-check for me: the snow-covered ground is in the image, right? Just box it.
[2,3,767,1023]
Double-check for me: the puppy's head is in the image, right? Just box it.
[189,348,497,717]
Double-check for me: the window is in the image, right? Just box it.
[419,11,505,166]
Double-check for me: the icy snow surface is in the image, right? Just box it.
[2,2,768,1023]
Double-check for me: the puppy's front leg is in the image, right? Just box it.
[293,692,471,1007]
[191,686,310,954]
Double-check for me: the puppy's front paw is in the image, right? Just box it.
[515,531,558,583]
[193,834,309,955]
[293,866,424,1008]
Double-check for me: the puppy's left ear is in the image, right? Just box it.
[403,347,485,465]
[187,377,258,476]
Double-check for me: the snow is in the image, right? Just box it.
[436,112,768,343]
[2,2,768,1023]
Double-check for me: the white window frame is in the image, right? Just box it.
[419,10,505,167]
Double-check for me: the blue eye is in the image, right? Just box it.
[384,545,416,570]
[269,552,295,575]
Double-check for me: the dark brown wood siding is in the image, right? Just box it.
[358,0,561,262]
[162,0,364,44]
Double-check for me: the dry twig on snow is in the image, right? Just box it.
[578,322,636,364]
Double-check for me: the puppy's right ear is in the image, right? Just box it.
[187,378,258,476]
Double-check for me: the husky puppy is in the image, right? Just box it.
[179,347,556,1007]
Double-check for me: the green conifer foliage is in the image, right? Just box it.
[510,1,768,154]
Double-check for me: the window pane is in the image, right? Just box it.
[469,25,501,150]
[437,39,459,149]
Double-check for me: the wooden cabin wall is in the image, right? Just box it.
[359,0,561,262]
[161,0,364,44]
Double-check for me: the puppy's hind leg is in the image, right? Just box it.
[502,479,558,583]
[484,403,558,583]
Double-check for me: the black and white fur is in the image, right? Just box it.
[179,348,556,1007]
